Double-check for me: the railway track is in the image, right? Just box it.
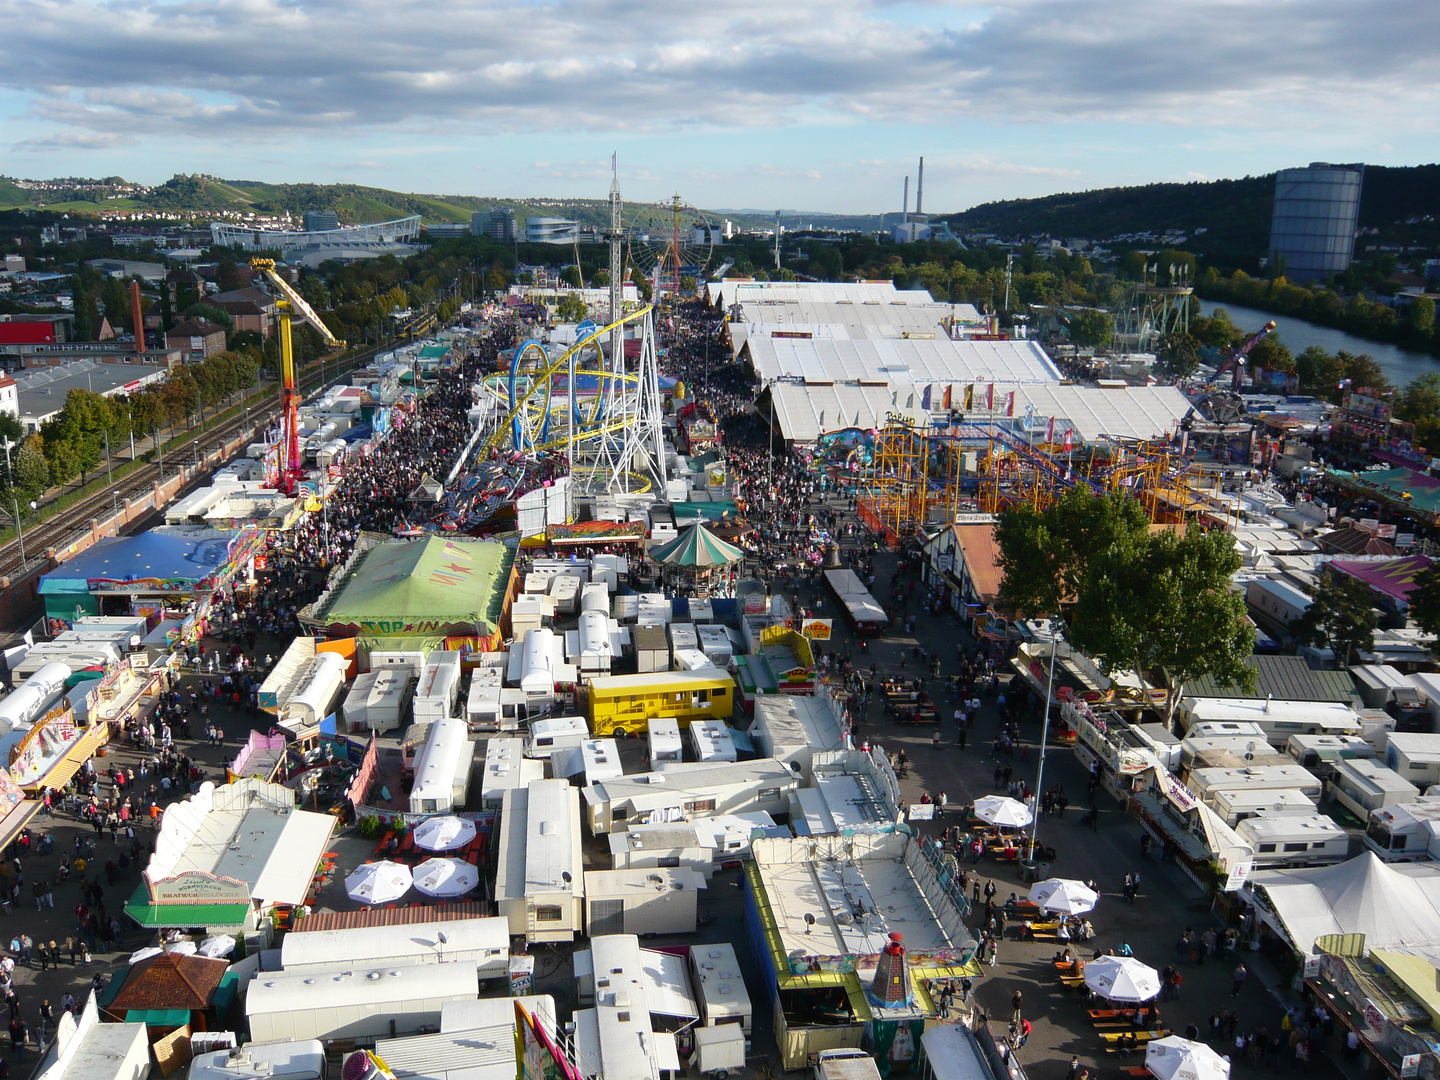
[0,347,377,581]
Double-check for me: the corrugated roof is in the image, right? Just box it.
[290,901,487,933]
[1185,655,1358,703]
[954,525,1002,605]
[744,336,1060,385]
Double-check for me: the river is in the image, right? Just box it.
[1198,299,1437,389]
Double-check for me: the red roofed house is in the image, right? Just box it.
[166,318,226,361]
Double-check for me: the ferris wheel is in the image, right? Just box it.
[626,195,719,301]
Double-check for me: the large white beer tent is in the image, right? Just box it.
[743,335,1060,385]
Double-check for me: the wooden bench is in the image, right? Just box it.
[1100,1030,1168,1049]
[1090,1009,1161,1022]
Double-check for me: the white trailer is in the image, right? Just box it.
[581,583,609,614]
[279,652,348,735]
[1245,577,1312,627]
[669,622,699,666]
[342,668,414,733]
[479,737,543,810]
[1179,735,1273,776]
[1178,699,1361,746]
[696,624,733,667]
[689,721,737,763]
[281,916,510,979]
[1385,732,1440,790]
[413,651,463,724]
[0,663,70,734]
[244,962,479,1045]
[549,574,582,616]
[1352,664,1422,709]
[518,628,557,715]
[525,715,590,759]
[1186,764,1322,805]
[1285,734,1375,777]
[1327,758,1419,820]
[648,718,684,765]
[582,867,703,936]
[690,942,753,1034]
[1209,786,1320,828]
[566,610,618,677]
[409,716,476,814]
[1365,797,1440,861]
[1235,813,1350,867]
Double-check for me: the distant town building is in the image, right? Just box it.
[2,255,24,274]
[1268,163,1364,282]
[475,208,516,242]
[303,210,340,232]
[166,317,227,360]
[0,373,17,421]
[211,287,277,339]
[526,217,579,245]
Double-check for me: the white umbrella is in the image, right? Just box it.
[974,795,1033,829]
[1029,878,1099,915]
[412,857,480,899]
[199,936,236,959]
[1084,955,1162,1002]
[165,940,198,955]
[129,946,163,965]
[1146,1037,1230,1080]
[412,816,477,852]
[345,860,413,905]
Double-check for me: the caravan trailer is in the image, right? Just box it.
[1285,734,1376,778]
[412,651,463,724]
[1186,765,1323,805]
[689,721,737,763]
[549,574,581,616]
[587,671,736,737]
[479,738,543,810]
[1234,814,1350,867]
[1327,758,1420,820]
[466,668,531,733]
[524,715,590,759]
[647,718,684,766]
[1364,797,1440,861]
[518,628,557,716]
[279,653,348,735]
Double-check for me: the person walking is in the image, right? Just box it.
[1011,990,1023,1024]
[1230,962,1248,996]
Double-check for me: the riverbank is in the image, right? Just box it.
[1197,299,1438,389]
[1195,276,1437,361]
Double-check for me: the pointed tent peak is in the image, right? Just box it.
[651,522,746,568]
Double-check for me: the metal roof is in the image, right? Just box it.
[743,335,1060,385]
[1185,655,1359,703]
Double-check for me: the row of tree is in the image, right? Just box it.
[1196,268,1438,357]
[1,350,260,503]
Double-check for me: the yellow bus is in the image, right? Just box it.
[586,671,736,737]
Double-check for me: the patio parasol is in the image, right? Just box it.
[345,860,413,906]
[1146,1037,1231,1080]
[412,815,478,852]
[1029,878,1099,915]
[973,795,1034,829]
[1084,955,1162,1002]
[412,857,481,898]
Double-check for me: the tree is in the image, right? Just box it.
[1290,568,1378,665]
[1154,332,1201,380]
[997,488,1254,727]
[1394,373,1440,449]
[1294,345,1340,394]
[1074,528,1255,726]
[71,276,93,341]
[1247,335,1294,375]
[1067,310,1113,349]
[1410,295,1436,335]
[0,413,21,491]
[1337,352,1390,397]
[555,293,587,323]
[1409,562,1440,652]
[12,442,49,502]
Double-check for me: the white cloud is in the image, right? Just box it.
[0,0,1435,148]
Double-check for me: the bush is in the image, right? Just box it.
[356,814,382,839]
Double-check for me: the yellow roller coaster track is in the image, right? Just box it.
[479,305,655,458]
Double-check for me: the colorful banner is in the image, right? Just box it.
[517,1000,581,1080]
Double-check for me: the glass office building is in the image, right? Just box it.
[1268,163,1364,282]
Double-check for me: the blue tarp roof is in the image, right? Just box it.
[39,529,239,594]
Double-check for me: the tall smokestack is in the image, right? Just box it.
[903,177,909,215]
[129,279,145,355]
[917,157,924,215]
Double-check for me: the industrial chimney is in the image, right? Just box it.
[129,279,145,356]
[916,157,924,216]
[902,176,909,216]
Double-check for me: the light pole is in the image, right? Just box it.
[1028,618,1063,866]
[103,429,113,488]
[12,497,27,568]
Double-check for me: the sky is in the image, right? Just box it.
[2,0,1438,215]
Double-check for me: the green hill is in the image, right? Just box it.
[943,164,1440,269]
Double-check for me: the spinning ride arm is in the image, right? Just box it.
[1213,320,1277,392]
[250,258,346,493]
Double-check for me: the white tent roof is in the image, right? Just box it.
[1247,852,1440,955]
[769,382,925,443]
[744,336,1060,385]
[1003,384,1191,443]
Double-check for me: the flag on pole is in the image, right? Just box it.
[1006,391,1016,416]
[943,385,952,410]
[1063,428,1074,453]
[986,384,994,411]
[1045,417,1055,443]
[921,385,932,411]
[906,392,915,409]
[1023,403,1035,432]
[964,385,974,411]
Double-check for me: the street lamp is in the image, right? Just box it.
[1028,617,1064,867]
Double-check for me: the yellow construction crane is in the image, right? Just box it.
[250,258,345,494]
